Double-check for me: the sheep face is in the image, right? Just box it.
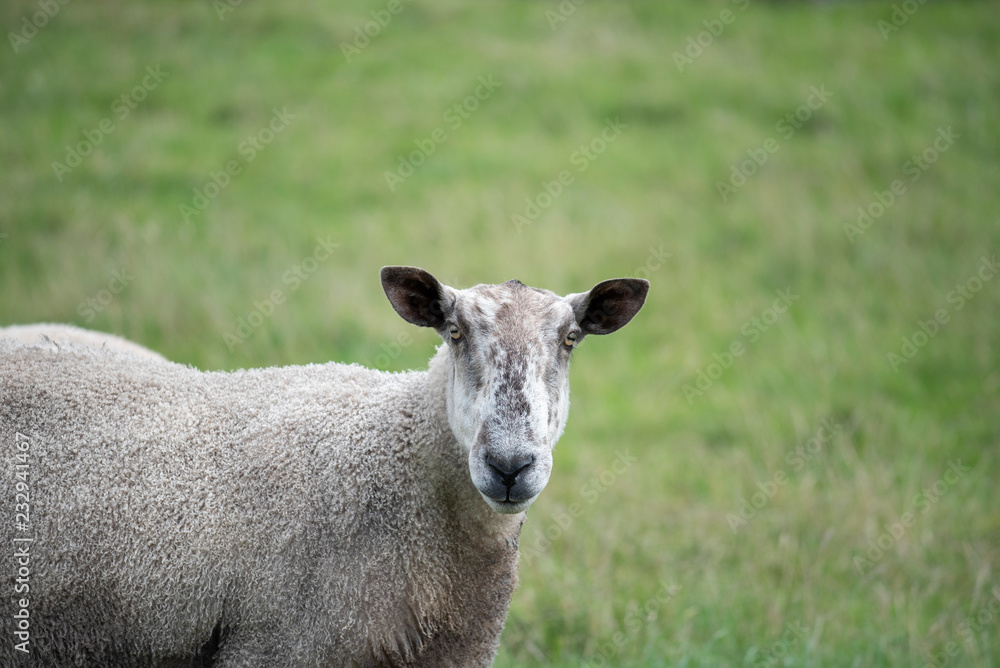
[381,267,648,515]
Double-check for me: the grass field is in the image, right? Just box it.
[2,0,1000,665]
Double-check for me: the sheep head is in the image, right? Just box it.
[381,266,648,514]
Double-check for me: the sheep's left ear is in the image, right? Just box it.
[381,266,454,328]
[567,278,649,335]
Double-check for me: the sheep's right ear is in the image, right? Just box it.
[380,266,452,328]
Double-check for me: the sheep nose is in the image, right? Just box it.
[486,454,534,495]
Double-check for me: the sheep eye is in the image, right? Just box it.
[563,331,578,348]
[448,324,462,340]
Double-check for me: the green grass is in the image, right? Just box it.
[2,0,999,665]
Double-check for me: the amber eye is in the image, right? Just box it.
[448,324,462,340]
[563,331,578,348]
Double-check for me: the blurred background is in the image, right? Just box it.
[2,0,999,665]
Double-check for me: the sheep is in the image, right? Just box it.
[1,266,648,667]
[0,322,167,362]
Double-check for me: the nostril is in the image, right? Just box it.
[486,454,534,489]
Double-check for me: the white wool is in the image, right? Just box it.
[0,323,167,362]
[1,337,521,667]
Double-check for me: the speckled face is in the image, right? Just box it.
[380,266,649,515]
[443,281,578,513]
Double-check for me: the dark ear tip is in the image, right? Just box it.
[381,266,434,291]
[620,278,649,302]
[634,278,650,300]
[596,277,650,299]
[380,265,409,282]
[627,277,650,293]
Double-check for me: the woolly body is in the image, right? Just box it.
[0,323,167,362]
[1,339,518,667]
